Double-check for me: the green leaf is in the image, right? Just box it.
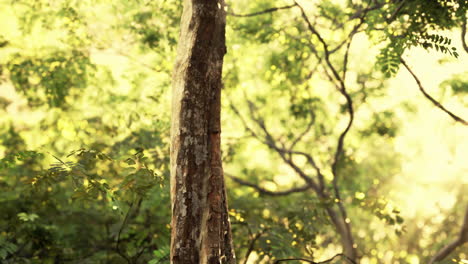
[17,212,39,222]
[125,158,136,165]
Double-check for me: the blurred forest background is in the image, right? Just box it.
[0,0,467,263]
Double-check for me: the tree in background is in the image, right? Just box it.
[223,0,467,263]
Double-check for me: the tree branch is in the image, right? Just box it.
[400,58,468,125]
[228,98,263,141]
[330,39,355,233]
[342,39,353,87]
[231,94,328,194]
[274,253,358,264]
[243,229,267,264]
[461,17,468,54]
[294,4,360,259]
[244,98,357,259]
[294,1,357,181]
[227,173,311,196]
[385,0,407,24]
[245,100,320,191]
[429,205,468,264]
[276,148,326,191]
[349,1,386,20]
[228,97,323,192]
[229,4,369,258]
[228,3,297,17]
[331,8,368,54]
[289,109,316,151]
[116,199,134,264]
[294,1,347,88]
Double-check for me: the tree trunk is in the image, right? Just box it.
[170,0,236,263]
[325,207,357,262]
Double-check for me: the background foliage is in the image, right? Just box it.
[0,0,467,263]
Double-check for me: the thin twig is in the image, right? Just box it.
[400,58,468,125]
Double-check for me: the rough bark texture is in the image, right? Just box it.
[170,0,236,263]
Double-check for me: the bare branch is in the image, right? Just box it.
[331,43,355,184]
[294,1,345,88]
[462,17,468,54]
[349,1,386,20]
[93,48,162,73]
[116,199,135,264]
[400,58,468,125]
[386,0,407,23]
[342,40,353,82]
[274,253,358,264]
[331,2,372,180]
[243,229,267,264]
[232,95,358,259]
[328,31,359,249]
[331,9,368,54]
[231,96,322,192]
[294,2,357,179]
[429,205,468,264]
[227,173,311,196]
[277,148,326,191]
[229,91,328,192]
[228,98,263,141]
[245,101,320,191]
[289,111,316,150]
[229,5,366,258]
[290,6,359,259]
[228,3,297,17]
[462,206,468,242]
[280,5,360,260]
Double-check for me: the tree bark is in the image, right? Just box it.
[170,0,236,263]
[324,207,357,262]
